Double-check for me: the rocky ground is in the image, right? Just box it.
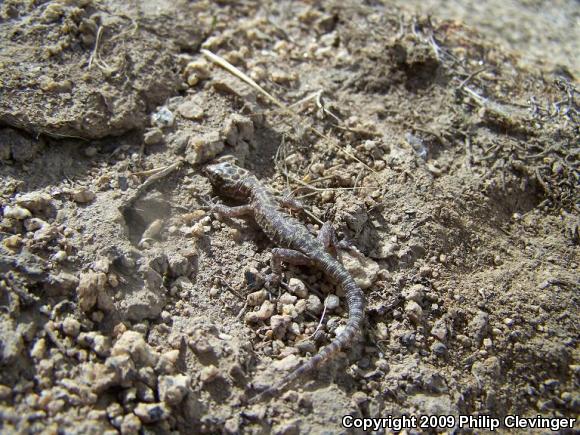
[0,1,578,434]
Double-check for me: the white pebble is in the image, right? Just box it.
[3,205,31,220]
[405,301,423,323]
[71,188,96,204]
[306,295,323,314]
[158,374,190,405]
[62,317,81,337]
[402,284,425,303]
[288,277,308,298]
[247,289,267,306]
[200,366,220,383]
[325,294,340,310]
[245,300,274,323]
[52,250,67,262]
[279,293,297,305]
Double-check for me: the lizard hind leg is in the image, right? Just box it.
[318,221,355,256]
[265,248,313,288]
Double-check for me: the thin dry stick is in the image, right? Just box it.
[44,323,67,354]
[123,160,183,208]
[201,48,287,111]
[131,166,169,177]
[458,66,489,90]
[235,301,248,320]
[305,301,328,341]
[316,91,342,124]
[201,49,375,173]
[88,26,114,73]
[87,26,103,69]
[281,169,379,192]
[289,90,323,109]
[217,275,245,301]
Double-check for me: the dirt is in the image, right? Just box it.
[0,1,578,434]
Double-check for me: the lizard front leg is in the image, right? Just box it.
[277,192,305,213]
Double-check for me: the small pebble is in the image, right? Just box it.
[469,311,489,344]
[30,338,46,360]
[177,100,204,120]
[24,217,47,231]
[151,107,174,128]
[62,317,81,337]
[71,188,96,204]
[185,131,224,164]
[288,277,308,298]
[121,413,142,434]
[158,374,190,405]
[270,315,292,339]
[224,417,240,434]
[91,334,111,357]
[503,318,515,327]
[431,341,447,356]
[272,354,301,372]
[200,366,220,383]
[430,319,448,341]
[402,284,425,303]
[143,128,164,146]
[156,349,180,374]
[375,322,389,340]
[306,295,323,314]
[107,403,123,419]
[15,192,52,213]
[76,271,107,312]
[133,402,169,424]
[279,293,297,305]
[375,359,389,372]
[324,294,340,310]
[245,300,274,323]
[52,250,67,262]
[341,251,379,289]
[288,322,301,336]
[274,420,300,435]
[3,234,22,249]
[3,205,31,220]
[295,299,307,314]
[405,301,423,323]
[247,289,267,306]
[112,331,159,368]
[321,191,334,203]
[456,334,471,347]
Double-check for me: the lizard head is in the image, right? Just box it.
[204,161,255,198]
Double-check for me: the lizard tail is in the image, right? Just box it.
[250,268,364,403]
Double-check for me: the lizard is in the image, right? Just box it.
[203,160,365,402]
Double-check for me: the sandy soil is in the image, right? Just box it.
[0,1,578,434]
